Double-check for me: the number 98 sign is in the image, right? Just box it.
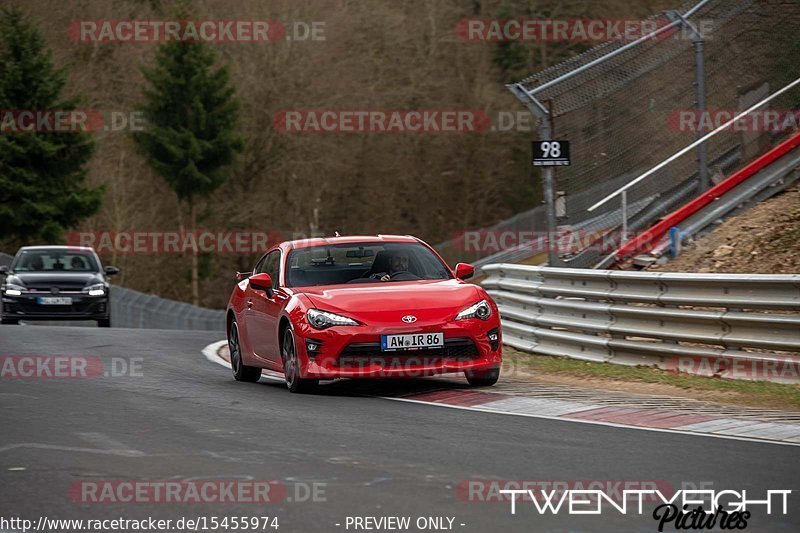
[532,140,570,166]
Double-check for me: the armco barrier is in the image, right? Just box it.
[1,251,224,331]
[482,264,800,384]
[109,286,224,331]
[0,252,13,268]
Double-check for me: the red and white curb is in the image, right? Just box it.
[202,341,800,447]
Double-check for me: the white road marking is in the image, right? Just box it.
[203,340,230,368]
[0,443,146,457]
[200,341,800,448]
[383,396,800,448]
[76,432,145,456]
[202,339,283,382]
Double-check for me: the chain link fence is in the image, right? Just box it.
[438,0,800,269]
[1,250,224,331]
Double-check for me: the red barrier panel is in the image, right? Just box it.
[614,131,800,262]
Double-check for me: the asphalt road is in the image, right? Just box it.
[0,325,798,532]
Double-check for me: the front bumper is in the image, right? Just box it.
[1,293,109,320]
[295,319,502,379]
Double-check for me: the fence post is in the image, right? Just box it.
[537,111,561,267]
[508,83,563,267]
[672,11,709,193]
[693,31,709,193]
[621,190,628,243]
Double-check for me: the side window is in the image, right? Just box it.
[253,254,268,275]
[260,250,281,287]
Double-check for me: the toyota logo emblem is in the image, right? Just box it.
[401,315,417,323]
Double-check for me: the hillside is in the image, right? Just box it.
[0,0,676,307]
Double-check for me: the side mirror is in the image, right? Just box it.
[249,273,273,293]
[104,266,120,276]
[0,265,8,275]
[454,263,474,280]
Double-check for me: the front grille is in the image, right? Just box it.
[337,337,479,367]
[4,297,105,316]
[27,288,84,293]
[25,282,88,292]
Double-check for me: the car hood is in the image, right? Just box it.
[299,279,483,325]
[7,272,104,289]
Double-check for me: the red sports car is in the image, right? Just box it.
[225,235,502,393]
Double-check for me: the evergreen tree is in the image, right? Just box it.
[0,7,102,243]
[134,20,243,306]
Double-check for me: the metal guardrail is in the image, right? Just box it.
[109,286,225,331]
[1,251,224,331]
[482,264,800,383]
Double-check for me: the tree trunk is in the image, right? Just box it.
[190,201,199,306]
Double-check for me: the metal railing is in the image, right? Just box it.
[109,286,224,331]
[0,252,13,268]
[482,264,800,383]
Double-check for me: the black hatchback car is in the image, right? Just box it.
[0,246,119,327]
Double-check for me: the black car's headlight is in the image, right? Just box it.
[306,309,358,329]
[82,283,107,297]
[2,283,26,296]
[455,299,492,321]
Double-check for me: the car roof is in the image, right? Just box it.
[17,245,96,252]
[285,235,419,250]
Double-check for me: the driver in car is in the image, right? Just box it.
[375,252,410,281]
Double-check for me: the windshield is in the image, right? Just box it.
[286,242,452,287]
[11,250,99,273]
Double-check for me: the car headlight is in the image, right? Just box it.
[455,299,492,321]
[2,283,25,296]
[83,283,106,297]
[306,309,358,329]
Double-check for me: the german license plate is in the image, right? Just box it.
[38,296,72,305]
[381,332,444,351]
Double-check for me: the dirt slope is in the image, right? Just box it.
[649,188,800,274]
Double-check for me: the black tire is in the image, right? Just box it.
[97,318,111,328]
[1,317,19,325]
[465,367,500,387]
[282,327,318,393]
[228,319,261,382]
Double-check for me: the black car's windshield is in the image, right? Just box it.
[11,250,99,273]
[286,242,452,287]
